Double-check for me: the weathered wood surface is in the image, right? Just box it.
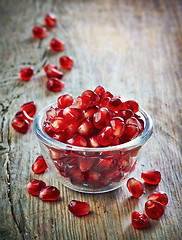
[0,0,182,239]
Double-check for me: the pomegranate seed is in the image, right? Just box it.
[50,38,65,51]
[49,149,62,160]
[88,135,100,148]
[44,64,58,73]
[15,110,34,123]
[57,94,73,109]
[47,78,65,92]
[97,126,114,146]
[94,85,105,100]
[65,122,80,139]
[104,91,113,99]
[118,109,134,120]
[32,155,48,174]
[46,68,63,79]
[78,118,94,136]
[81,90,100,108]
[108,97,122,112]
[67,134,87,147]
[127,177,143,198]
[39,186,60,201]
[11,117,29,133]
[32,26,47,38]
[148,191,168,206]
[50,117,68,133]
[78,157,95,172]
[52,132,67,143]
[46,107,57,121]
[56,108,64,117]
[27,179,46,196]
[99,96,111,108]
[145,200,164,219]
[110,117,125,137]
[126,100,139,113]
[131,212,148,229]
[20,101,37,117]
[141,170,161,185]
[125,117,142,131]
[85,169,101,187]
[19,67,34,81]
[84,106,99,118]
[68,200,90,216]
[63,107,82,123]
[93,107,111,129]
[97,158,113,168]
[121,124,139,142]
[110,136,120,146]
[44,13,57,27]
[43,121,54,136]
[59,56,74,69]
[65,165,85,185]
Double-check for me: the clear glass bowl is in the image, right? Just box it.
[33,103,153,193]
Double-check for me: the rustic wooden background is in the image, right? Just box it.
[0,0,182,239]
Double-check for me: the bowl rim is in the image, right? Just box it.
[33,102,153,152]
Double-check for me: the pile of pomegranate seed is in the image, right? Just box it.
[43,85,143,147]
[127,170,168,229]
[11,101,37,133]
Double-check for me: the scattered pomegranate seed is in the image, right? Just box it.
[67,134,87,147]
[20,101,37,117]
[145,200,164,219]
[50,38,65,51]
[93,107,111,129]
[59,56,74,69]
[46,68,63,79]
[141,170,161,185]
[68,200,90,216]
[110,117,125,137]
[39,186,60,201]
[32,26,47,38]
[127,177,143,198]
[11,117,30,133]
[50,117,68,133]
[97,126,114,146]
[148,191,168,206]
[46,78,65,92]
[44,13,57,27]
[44,64,58,73]
[19,67,34,81]
[27,179,46,196]
[57,94,73,109]
[15,110,34,124]
[131,211,148,229]
[32,155,48,174]
[108,97,123,112]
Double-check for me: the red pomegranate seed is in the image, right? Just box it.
[19,67,34,81]
[93,107,111,129]
[145,200,164,219]
[84,106,99,118]
[20,101,37,117]
[32,155,48,174]
[46,78,65,92]
[122,124,139,142]
[68,200,90,216]
[117,109,134,120]
[46,107,57,121]
[44,13,57,27]
[15,110,34,124]
[131,211,148,229]
[78,118,94,136]
[50,38,65,51]
[44,64,58,73]
[39,186,60,201]
[99,97,111,108]
[141,170,161,185]
[88,135,100,148]
[104,91,113,99]
[85,169,101,186]
[46,68,63,79]
[110,136,120,146]
[52,132,67,143]
[50,117,68,133]
[108,97,122,112]
[11,117,29,133]
[57,94,73,109]
[110,117,125,137]
[65,122,80,139]
[81,90,100,108]
[94,85,106,100]
[148,191,168,206]
[126,100,139,113]
[59,56,74,69]
[78,157,95,172]
[125,117,142,131]
[97,158,113,168]
[97,126,114,146]
[43,121,54,136]
[27,179,46,196]
[32,26,47,38]
[67,134,87,147]
[127,177,143,198]
[63,107,82,123]
[65,165,85,185]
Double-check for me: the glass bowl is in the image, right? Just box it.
[33,103,153,193]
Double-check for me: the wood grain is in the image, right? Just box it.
[0,0,182,239]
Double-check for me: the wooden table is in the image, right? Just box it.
[0,0,181,239]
